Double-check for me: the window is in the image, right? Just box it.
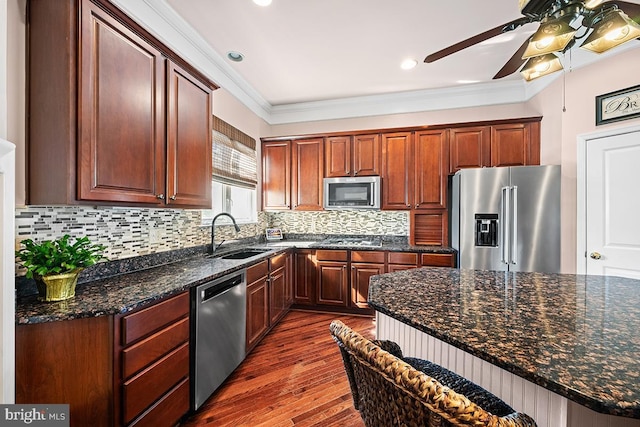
[202,117,258,225]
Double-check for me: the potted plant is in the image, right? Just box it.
[15,234,107,302]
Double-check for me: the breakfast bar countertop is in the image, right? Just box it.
[367,267,640,419]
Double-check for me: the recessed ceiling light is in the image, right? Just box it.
[227,51,244,62]
[401,59,418,70]
[253,0,272,6]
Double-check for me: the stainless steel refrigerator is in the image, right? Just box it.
[451,165,561,273]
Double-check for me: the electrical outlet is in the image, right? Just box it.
[149,229,163,244]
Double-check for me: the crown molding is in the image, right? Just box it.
[109,0,637,126]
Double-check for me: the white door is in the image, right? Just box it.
[584,128,640,279]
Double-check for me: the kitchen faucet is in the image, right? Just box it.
[210,213,241,254]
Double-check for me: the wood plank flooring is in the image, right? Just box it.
[181,310,375,427]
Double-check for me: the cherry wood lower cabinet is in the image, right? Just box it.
[293,249,455,315]
[246,253,294,354]
[350,251,385,312]
[16,291,191,427]
[246,260,270,353]
[316,250,350,308]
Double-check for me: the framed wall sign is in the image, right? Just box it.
[596,85,640,126]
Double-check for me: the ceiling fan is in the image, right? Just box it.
[424,0,640,80]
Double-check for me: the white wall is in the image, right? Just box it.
[528,47,640,272]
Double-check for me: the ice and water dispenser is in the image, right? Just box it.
[474,214,498,247]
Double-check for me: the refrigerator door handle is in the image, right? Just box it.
[511,186,518,265]
[501,186,510,264]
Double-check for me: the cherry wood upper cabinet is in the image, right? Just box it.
[491,122,540,167]
[166,61,212,208]
[450,121,541,173]
[291,138,324,210]
[27,0,215,207]
[325,134,380,177]
[77,2,166,205]
[381,132,414,210]
[449,126,491,174]
[262,141,291,210]
[414,130,449,210]
[325,136,351,177]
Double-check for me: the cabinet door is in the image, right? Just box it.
[262,141,291,210]
[269,266,287,325]
[325,136,351,177]
[294,250,316,305]
[411,210,448,246]
[449,126,490,173]
[246,275,269,353]
[78,1,166,204]
[166,61,213,208]
[292,138,324,210]
[353,134,381,176]
[350,263,384,309]
[414,130,449,210]
[491,122,540,167]
[317,261,349,307]
[381,132,414,210]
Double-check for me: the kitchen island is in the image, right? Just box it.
[368,267,640,427]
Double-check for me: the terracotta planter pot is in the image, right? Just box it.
[35,269,82,302]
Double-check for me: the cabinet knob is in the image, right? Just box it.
[170,194,177,200]
[416,203,420,208]
[406,203,411,208]
[156,194,165,200]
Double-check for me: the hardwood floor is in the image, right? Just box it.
[181,310,375,427]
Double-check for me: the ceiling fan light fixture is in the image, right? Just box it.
[521,53,563,81]
[581,10,640,53]
[522,17,577,59]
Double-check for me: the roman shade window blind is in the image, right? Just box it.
[212,116,257,189]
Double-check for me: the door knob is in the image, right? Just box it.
[590,252,602,260]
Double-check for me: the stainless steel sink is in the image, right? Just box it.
[215,249,269,260]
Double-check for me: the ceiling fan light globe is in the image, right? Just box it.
[581,10,640,53]
[521,53,563,81]
[584,0,605,9]
[522,17,577,59]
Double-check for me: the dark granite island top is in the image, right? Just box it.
[367,267,640,421]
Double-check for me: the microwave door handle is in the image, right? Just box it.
[370,184,375,206]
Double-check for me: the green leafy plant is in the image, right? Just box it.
[15,235,107,279]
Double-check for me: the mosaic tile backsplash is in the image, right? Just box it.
[14,207,409,275]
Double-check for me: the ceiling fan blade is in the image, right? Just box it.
[424,17,532,63]
[493,38,530,79]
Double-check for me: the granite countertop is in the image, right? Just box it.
[367,267,640,419]
[15,236,455,325]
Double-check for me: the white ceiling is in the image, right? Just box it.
[112,0,640,124]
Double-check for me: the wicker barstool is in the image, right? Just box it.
[330,320,537,427]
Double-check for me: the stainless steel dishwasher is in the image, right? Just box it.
[192,270,246,411]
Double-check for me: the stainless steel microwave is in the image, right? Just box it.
[323,176,381,210]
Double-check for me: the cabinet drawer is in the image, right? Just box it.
[316,249,348,261]
[129,377,189,427]
[247,260,269,284]
[123,342,189,424]
[421,253,455,267]
[270,253,287,270]
[121,292,189,346]
[387,252,418,265]
[351,250,385,263]
[122,317,189,379]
